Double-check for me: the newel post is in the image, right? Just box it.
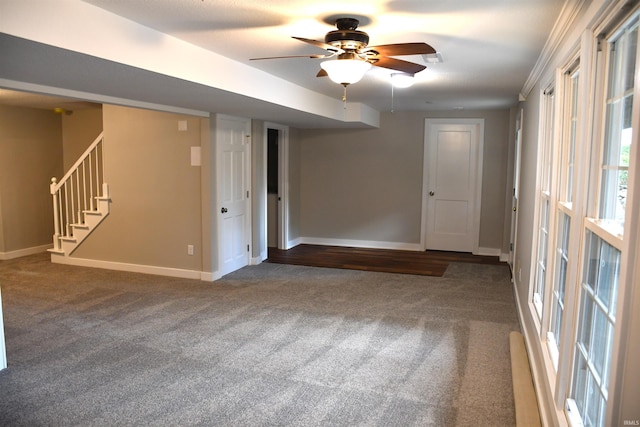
[50,177,61,251]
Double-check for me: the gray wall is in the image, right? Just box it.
[515,92,541,307]
[298,109,510,251]
[288,127,302,243]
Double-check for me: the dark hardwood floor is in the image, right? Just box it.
[267,244,504,276]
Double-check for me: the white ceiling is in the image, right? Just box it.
[0,0,565,127]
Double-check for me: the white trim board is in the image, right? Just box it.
[299,237,422,251]
[0,244,52,260]
[511,273,563,427]
[0,287,6,371]
[50,255,205,281]
[476,247,502,257]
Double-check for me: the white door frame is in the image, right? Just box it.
[509,109,523,268]
[0,288,6,370]
[216,114,252,277]
[420,118,484,253]
[263,122,290,252]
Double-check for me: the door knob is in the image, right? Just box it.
[429,191,435,196]
[221,207,228,213]
[513,207,517,212]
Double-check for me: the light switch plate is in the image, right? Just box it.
[191,146,201,166]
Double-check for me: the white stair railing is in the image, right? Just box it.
[50,132,106,253]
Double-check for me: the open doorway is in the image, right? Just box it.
[267,128,279,249]
[264,122,289,253]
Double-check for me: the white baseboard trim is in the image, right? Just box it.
[511,273,561,427]
[285,237,302,249]
[0,288,6,371]
[51,255,204,280]
[500,252,510,262]
[0,243,52,260]
[200,271,216,281]
[299,237,422,251]
[475,246,502,257]
[250,255,263,265]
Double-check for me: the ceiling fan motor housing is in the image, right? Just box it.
[325,18,369,50]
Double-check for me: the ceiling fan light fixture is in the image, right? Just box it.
[320,59,371,85]
[391,73,415,88]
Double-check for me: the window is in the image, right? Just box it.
[569,230,620,426]
[566,11,638,427]
[523,4,639,427]
[533,88,556,319]
[598,18,637,234]
[548,64,580,368]
[564,69,580,206]
[548,212,570,366]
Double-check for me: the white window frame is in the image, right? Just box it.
[565,7,640,426]
[547,57,581,373]
[532,85,558,323]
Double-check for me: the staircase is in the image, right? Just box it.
[49,132,110,257]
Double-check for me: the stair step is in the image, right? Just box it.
[49,135,108,257]
[47,248,65,255]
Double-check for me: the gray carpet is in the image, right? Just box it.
[0,253,519,426]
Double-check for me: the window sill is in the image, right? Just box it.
[585,218,624,249]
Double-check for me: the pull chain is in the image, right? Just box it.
[391,81,395,113]
[342,84,348,109]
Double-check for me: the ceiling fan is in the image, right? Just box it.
[251,17,436,87]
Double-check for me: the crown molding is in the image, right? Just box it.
[520,0,587,101]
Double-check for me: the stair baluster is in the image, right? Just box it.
[49,132,109,255]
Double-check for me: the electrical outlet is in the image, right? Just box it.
[187,245,194,255]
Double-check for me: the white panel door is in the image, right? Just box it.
[423,120,482,252]
[217,115,251,276]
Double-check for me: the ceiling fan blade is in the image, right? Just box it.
[372,57,426,74]
[292,36,342,53]
[250,54,328,61]
[316,69,328,77]
[365,42,436,56]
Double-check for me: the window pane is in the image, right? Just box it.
[542,90,555,193]
[570,230,621,427]
[550,214,570,343]
[565,70,579,203]
[592,307,608,380]
[577,284,594,354]
[534,198,550,314]
[600,21,638,230]
[572,351,588,416]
